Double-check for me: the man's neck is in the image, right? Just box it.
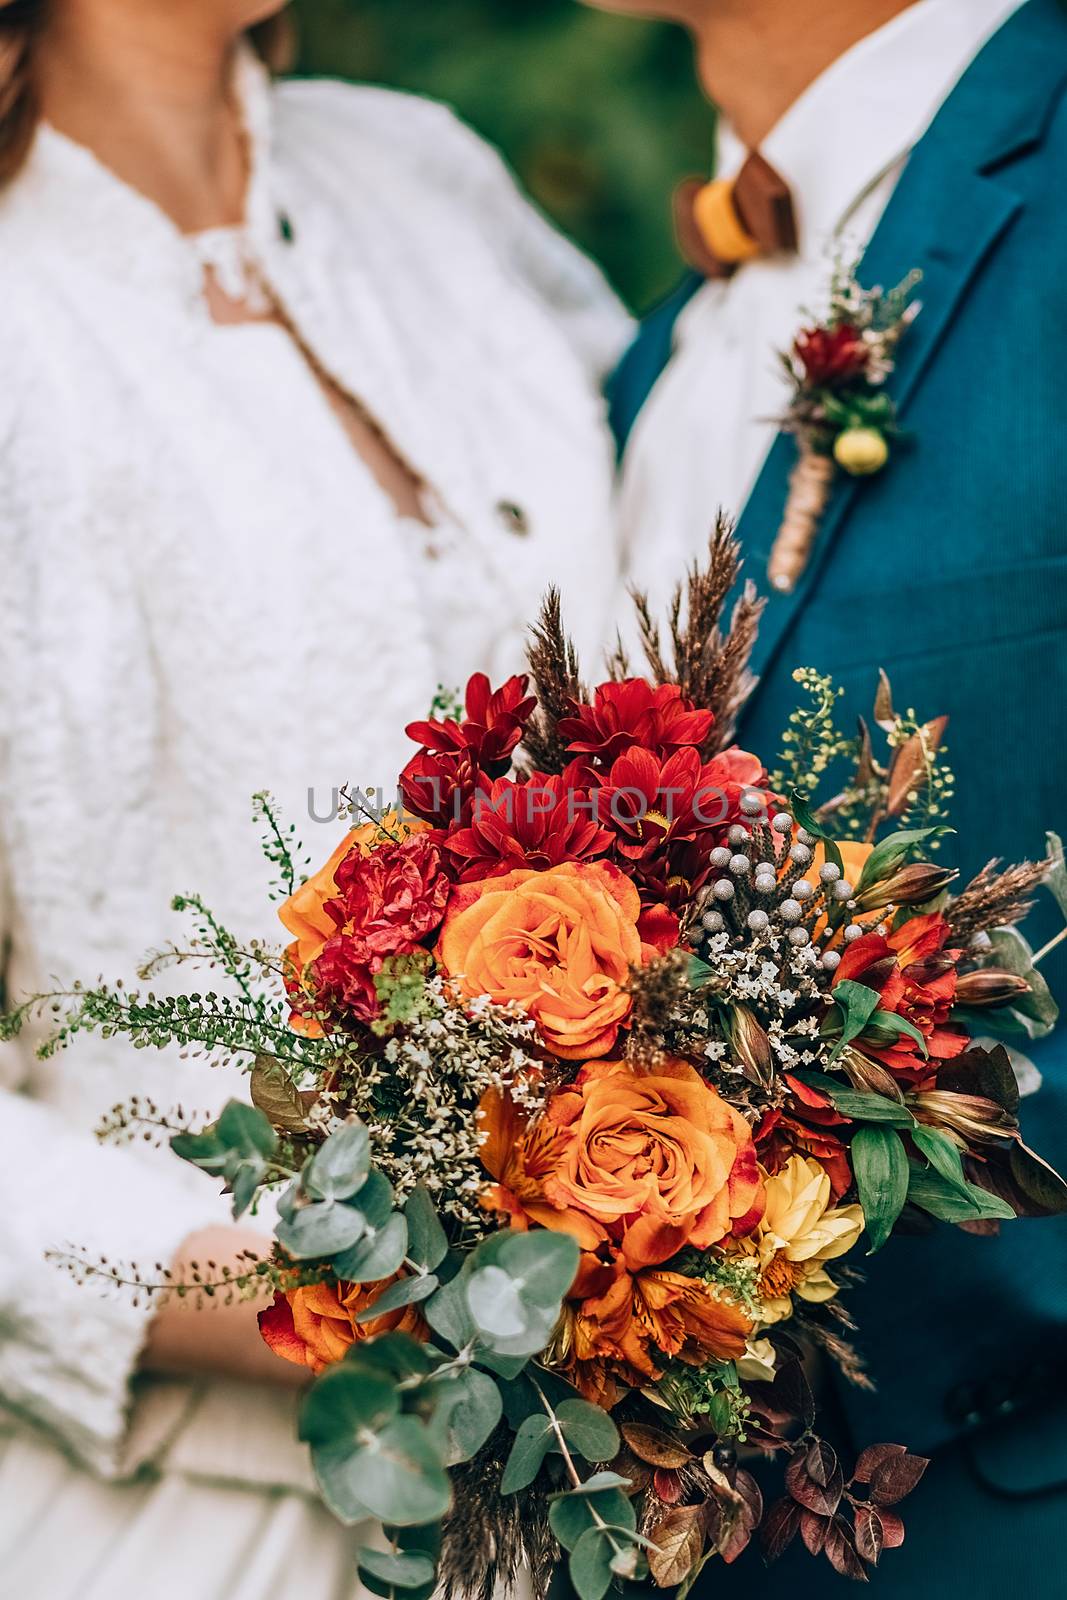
[37,6,248,233]
[691,0,921,149]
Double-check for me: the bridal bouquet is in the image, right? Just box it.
[10,527,1066,1599]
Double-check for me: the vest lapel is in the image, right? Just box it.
[735,0,1067,720]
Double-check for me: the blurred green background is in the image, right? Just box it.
[290,0,713,311]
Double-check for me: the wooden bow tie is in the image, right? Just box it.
[675,151,797,278]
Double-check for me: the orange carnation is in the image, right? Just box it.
[437,860,662,1059]
[258,1275,426,1375]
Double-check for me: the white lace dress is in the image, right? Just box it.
[0,50,629,1598]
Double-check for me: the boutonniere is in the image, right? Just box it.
[768,263,921,593]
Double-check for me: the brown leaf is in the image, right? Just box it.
[647,1504,706,1589]
[800,1509,829,1556]
[869,1452,929,1506]
[877,1508,906,1548]
[873,670,897,732]
[886,716,948,816]
[937,1043,1020,1114]
[1007,1141,1067,1216]
[761,1498,801,1563]
[851,1443,906,1485]
[853,1505,884,1566]
[719,1469,763,1565]
[653,1469,685,1504]
[621,1423,693,1470]
[806,1438,839,1487]
[786,1452,844,1518]
[250,1054,311,1133]
[824,1518,869,1580]
[844,1054,906,1102]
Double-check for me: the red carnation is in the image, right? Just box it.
[832,912,969,1084]
[794,323,869,387]
[558,680,714,768]
[443,772,614,881]
[307,835,450,1025]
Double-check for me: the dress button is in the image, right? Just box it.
[496,500,530,537]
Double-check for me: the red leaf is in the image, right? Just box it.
[806,1438,839,1488]
[854,1505,884,1566]
[653,1468,685,1504]
[800,1509,829,1556]
[786,1453,844,1518]
[720,1469,763,1565]
[851,1442,905,1484]
[824,1518,869,1581]
[762,1498,801,1562]
[877,1509,906,1548]
[870,1452,929,1506]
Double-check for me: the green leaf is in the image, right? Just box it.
[911,1126,972,1201]
[405,1186,449,1271]
[550,1486,636,1552]
[276,1197,367,1260]
[424,1273,477,1353]
[1045,830,1067,921]
[850,1125,909,1252]
[472,1229,580,1309]
[987,929,1058,1039]
[216,1100,278,1160]
[467,1265,529,1340]
[854,827,950,894]
[305,1123,371,1201]
[569,1527,616,1600]
[351,1169,397,1230]
[907,1165,1016,1223]
[299,1364,399,1447]
[827,1089,915,1126]
[333,1212,409,1283]
[347,1333,433,1384]
[314,1415,451,1526]
[828,980,883,1061]
[355,1273,439,1323]
[790,790,844,872]
[170,1125,229,1172]
[863,1009,928,1056]
[500,1412,559,1494]
[557,1399,621,1463]
[687,955,715,989]
[356,1549,437,1591]
[425,1365,503,1467]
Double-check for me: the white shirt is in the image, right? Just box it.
[618,0,1027,613]
[0,51,628,1480]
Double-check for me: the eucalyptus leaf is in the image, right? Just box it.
[500,1413,559,1494]
[425,1365,503,1467]
[216,1100,278,1160]
[424,1273,477,1353]
[314,1415,451,1526]
[467,1265,529,1340]
[1045,831,1067,921]
[333,1212,409,1283]
[355,1273,439,1324]
[569,1527,616,1600]
[305,1122,372,1201]
[356,1549,437,1591]
[351,1168,397,1229]
[405,1186,449,1271]
[557,1399,621,1463]
[550,1486,636,1552]
[276,1197,368,1260]
[471,1229,580,1310]
[300,1364,399,1447]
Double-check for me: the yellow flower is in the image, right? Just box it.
[744,1155,863,1324]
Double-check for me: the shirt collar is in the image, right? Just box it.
[6,45,281,299]
[716,0,1030,257]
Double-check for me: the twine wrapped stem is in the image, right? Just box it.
[767,444,836,593]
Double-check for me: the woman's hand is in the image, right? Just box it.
[143,1226,307,1387]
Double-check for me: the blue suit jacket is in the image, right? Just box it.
[610,0,1067,1515]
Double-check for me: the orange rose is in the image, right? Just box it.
[258,1275,426,1375]
[437,860,660,1059]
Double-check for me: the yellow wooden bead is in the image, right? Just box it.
[833,427,889,476]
